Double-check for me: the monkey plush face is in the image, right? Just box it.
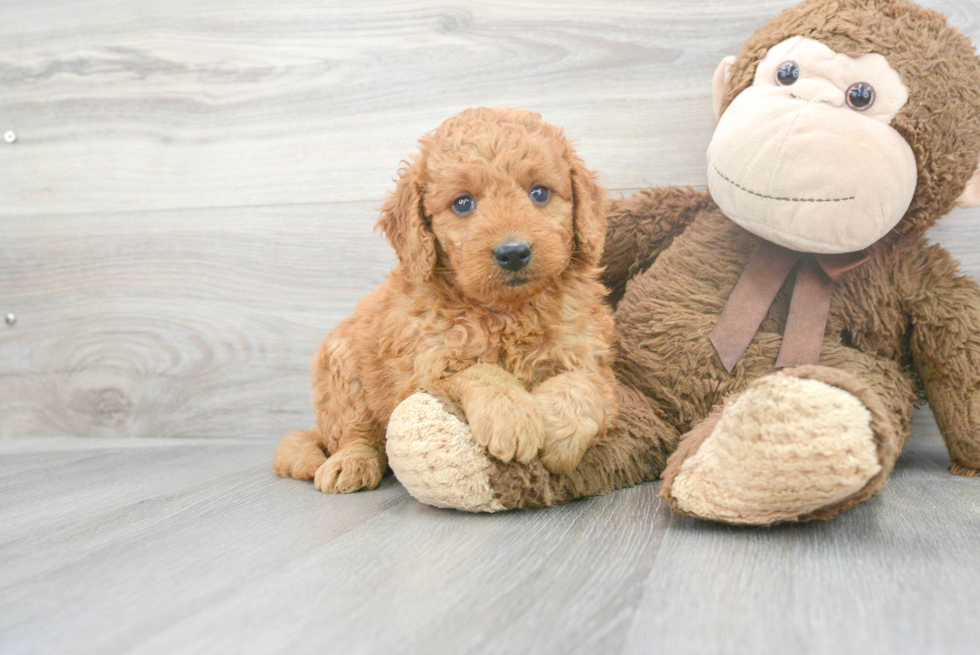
[707,36,917,254]
[705,0,980,255]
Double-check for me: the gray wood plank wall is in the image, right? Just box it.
[2,0,979,440]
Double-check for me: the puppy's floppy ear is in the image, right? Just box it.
[568,152,607,268]
[376,157,436,283]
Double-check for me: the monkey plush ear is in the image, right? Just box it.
[712,56,737,120]
[376,158,436,283]
[955,162,980,208]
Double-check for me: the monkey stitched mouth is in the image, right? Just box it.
[713,166,856,203]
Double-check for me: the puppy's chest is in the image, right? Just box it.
[451,321,565,383]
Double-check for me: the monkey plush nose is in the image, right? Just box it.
[494,241,532,271]
[789,78,845,106]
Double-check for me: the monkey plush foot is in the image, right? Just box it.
[386,392,508,512]
[660,366,900,526]
[388,386,678,513]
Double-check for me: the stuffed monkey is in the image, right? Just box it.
[385,0,980,524]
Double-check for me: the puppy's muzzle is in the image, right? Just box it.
[494,241,532,272]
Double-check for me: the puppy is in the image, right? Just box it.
[273,107,617,493]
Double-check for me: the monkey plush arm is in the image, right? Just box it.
[906,245,980,476]
[601,187,715,305]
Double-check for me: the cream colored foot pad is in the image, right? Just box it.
[386,392,505,513]
[671,376,880,524]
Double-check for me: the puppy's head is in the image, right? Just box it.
[377,108,606,307]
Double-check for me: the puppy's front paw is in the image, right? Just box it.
[468,389,545,464]
[534,375,610,474]
[314,443,386,494]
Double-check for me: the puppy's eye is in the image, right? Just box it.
[452,195,476,216]
[776,61,800,86]
[846,82,875,111]
[529,186,551,205]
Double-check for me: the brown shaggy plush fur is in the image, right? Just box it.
[439,0,980,521]
[272,107,617,493]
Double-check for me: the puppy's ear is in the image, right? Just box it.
[568,152,607,268]
[376,157,436,283]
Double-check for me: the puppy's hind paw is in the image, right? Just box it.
[273,429,328,480]
[313,443,386,494]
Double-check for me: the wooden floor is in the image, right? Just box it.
[4,0,980,653]
[3,411,980,655]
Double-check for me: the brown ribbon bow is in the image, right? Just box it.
[709,240,870,373]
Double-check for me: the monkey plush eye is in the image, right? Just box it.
[776,61,801,86]
[529,186,551,205]
[452,194,476,216]
[846,82,876,111]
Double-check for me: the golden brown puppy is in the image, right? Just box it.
[273,107,617,493]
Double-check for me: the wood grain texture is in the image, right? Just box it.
[0,203,393,438]
[0,438,669,655]
[0,0,979,442]
[0,0,977,213]
[624,414,980,655]
[0,203,394,439]
[1,425,978,655]
[0,0,738,214]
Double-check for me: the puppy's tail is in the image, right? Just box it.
[272,429,327,480]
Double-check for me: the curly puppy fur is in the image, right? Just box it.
[273,107,617,493]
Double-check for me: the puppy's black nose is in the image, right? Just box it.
[494,241,532,272]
